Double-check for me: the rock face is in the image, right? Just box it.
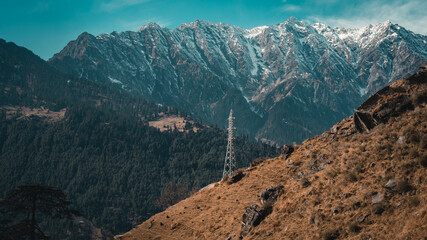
[354,69,427,132]
[241,205,263,237]
[281,145,294,158]
[240,184,283,237]
[49,18,427,144]
[259,184,284,207]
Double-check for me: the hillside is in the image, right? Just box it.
[118,69,426,239]
[49,18,427,144]
[0,39,279,237]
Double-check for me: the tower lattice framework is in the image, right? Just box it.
[223,109,236,178]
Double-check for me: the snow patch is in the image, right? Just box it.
[108,76,123,85]
[358,86,366,97]
[245,42,259,75]
[246,26,268,38]
[294,24,307,32]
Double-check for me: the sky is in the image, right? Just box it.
[1,0,426,60]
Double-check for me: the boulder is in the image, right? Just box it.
[227,169,249,184]
[384,178,397,191]
[250,158,265,167]
[241,205,262,237]
[259,184,284,207]
[281,145,294,158]
[240,205,272,237]
[371,192,384,205]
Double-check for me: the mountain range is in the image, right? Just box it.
[49,17,427,144]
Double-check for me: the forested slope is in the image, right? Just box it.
[0,39,279,236]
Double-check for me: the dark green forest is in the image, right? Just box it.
[0,39,279,237]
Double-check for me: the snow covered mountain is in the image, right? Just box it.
[49,17,427,145]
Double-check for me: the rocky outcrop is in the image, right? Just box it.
[354,69,427,132]
[240,183,283,237]
[259,183,284,207]
[228,169,249,184]
[240,205,264,237]
[281,145,294,159]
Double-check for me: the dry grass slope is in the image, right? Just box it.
[118,71,426,240]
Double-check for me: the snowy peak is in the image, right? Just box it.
[139,22,162,31]
[49,18,427,144]
[246,26,268,38]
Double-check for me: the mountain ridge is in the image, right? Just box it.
[49,17,427,145]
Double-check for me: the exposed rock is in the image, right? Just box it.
[358,214,369,223]
[241,205,262,237]
[281,145,294,158]
[331,125,339,134]
[354,69,427,132]
[250,158,265,167]
[371,192,384,204]
[341,193,352,200]
[259,183,284,207]
[310,160,328,174]
[384,178,397,191]
[396,136,405,144]
[227,169,249,184]
[171,223,180,230]
[240,205,272,237]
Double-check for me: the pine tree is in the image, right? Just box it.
[0,185,79,240]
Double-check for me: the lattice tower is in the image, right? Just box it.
[223,109,236,178]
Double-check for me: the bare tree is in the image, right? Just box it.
[156,182,188,209]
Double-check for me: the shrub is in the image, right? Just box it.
[321,229,339,240]
[301,177,311,188]
[402,126,420,144]
[345,171,358,182]
[372,203,386,215]
[411,91,426,105]
[420,135,427,149]
[396,179,413,194]
[349,222,361,233]
[251,158,265,167]
[420,154,427,168]
[409,196,421,207]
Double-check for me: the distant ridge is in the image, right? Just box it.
[50,17,427,144]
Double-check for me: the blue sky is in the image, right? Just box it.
[1,0,425,60]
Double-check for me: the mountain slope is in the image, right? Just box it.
[0,39,279,237]
[118,69,426,239]
[49,18,427,144]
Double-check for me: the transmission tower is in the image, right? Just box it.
[223,109,236,178]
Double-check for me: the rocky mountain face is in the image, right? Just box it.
[49,17,427,144]
[117,69,427,240]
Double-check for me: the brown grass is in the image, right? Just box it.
[148,115,199,132]
[118,97,426,239]
[2,106,66,122]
